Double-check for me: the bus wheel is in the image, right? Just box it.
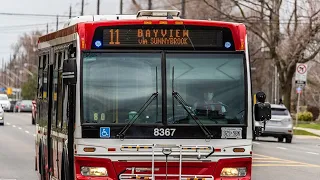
[61,153,65,180]
[61,151,69,180]
[40,155,46,180]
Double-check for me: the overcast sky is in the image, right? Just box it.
[0,0,121,66]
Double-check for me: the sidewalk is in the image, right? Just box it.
[294,127,320,136]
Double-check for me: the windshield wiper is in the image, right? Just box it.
[171,66,213,139]
[117,67,159,139]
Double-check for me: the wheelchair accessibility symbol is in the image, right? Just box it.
[100,127,110,138]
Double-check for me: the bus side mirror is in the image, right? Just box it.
[63,44,77,85]
[254,91,271,121]
[254,103,271,121]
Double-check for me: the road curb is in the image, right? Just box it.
[294,135,320,139]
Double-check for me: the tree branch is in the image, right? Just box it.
[294,0,298,35]
[131,0,142,10]
[301,45,320,63]
[202,0,272,48]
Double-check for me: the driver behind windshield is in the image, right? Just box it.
[193,92,227,117]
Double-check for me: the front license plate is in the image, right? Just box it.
[221,127,242,139]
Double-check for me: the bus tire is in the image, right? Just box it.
[61,151,65,180]
[39,143,46,180]
[39,145,43,174]
[40,154,46,180]
[61,150,69,180]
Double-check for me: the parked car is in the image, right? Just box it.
[14,100,33,113]
[255,104,293,143]
[0,105,4,125]
[32,100,36,125]
[0,94,11,112]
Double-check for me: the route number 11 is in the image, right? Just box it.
[109,29,120,45]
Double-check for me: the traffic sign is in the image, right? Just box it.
[100,127,110,138]
[295,63,308,85]
[296,86,302,94]
[6,87,12,95]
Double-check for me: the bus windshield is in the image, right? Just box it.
[82,52,246,125]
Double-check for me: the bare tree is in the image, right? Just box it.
[7,30,42,87]
[201,0,320,110]
[126,0,320,110]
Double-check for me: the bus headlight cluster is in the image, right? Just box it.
[220,167,246,177]
[81,166,108,176]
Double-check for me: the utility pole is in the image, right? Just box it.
[81,0,84,15]
[148,0,152,10]
[97,0,100,15]
[120,0,123,14]
[56,15,59,31]
[1,58,3,86]
[69,5,72,18]
[46,23,48,34]
[181,0,186,18]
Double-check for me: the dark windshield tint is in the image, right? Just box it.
[166,53,246,125]
[271,108,289,116]
[82,53,162,124]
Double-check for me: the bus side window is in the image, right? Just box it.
[57,51,63,129]
[51,52,59,128]
[61,84,68,132]
[42,54,48,100]
[60,50,67,131]
[37,55,43,99]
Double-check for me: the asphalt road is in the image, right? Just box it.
[252,136,320,180]
[0,113,320,180]
[0,112,37,180]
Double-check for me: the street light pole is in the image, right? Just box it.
[97,0,100,15]
[81,0,84,15]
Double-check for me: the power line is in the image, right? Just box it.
[0,12,75,18]
[0,22,62,29]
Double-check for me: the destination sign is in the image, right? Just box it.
[91,25,235,50]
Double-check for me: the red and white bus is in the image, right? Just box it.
[35,10,270,180]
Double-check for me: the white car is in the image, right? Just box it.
[0,105,4,125]
[0,94,11,112]
[255,104,293,143]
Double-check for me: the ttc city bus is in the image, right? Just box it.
[35,10,270,180]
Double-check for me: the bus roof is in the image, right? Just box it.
[38,10,246,51]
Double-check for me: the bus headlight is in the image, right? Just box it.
[81,167,108,176]
[220,167,246,177]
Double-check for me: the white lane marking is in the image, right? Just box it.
[12,125,16,128]
[253,142,260,145]
[6,122,10,125]
[25,130,29,134]
[306,152,319,155]
[276,147,287,150]
[18,127,22,130]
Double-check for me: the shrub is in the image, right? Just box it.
[307,106,319,121]
[297,111,313,121]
